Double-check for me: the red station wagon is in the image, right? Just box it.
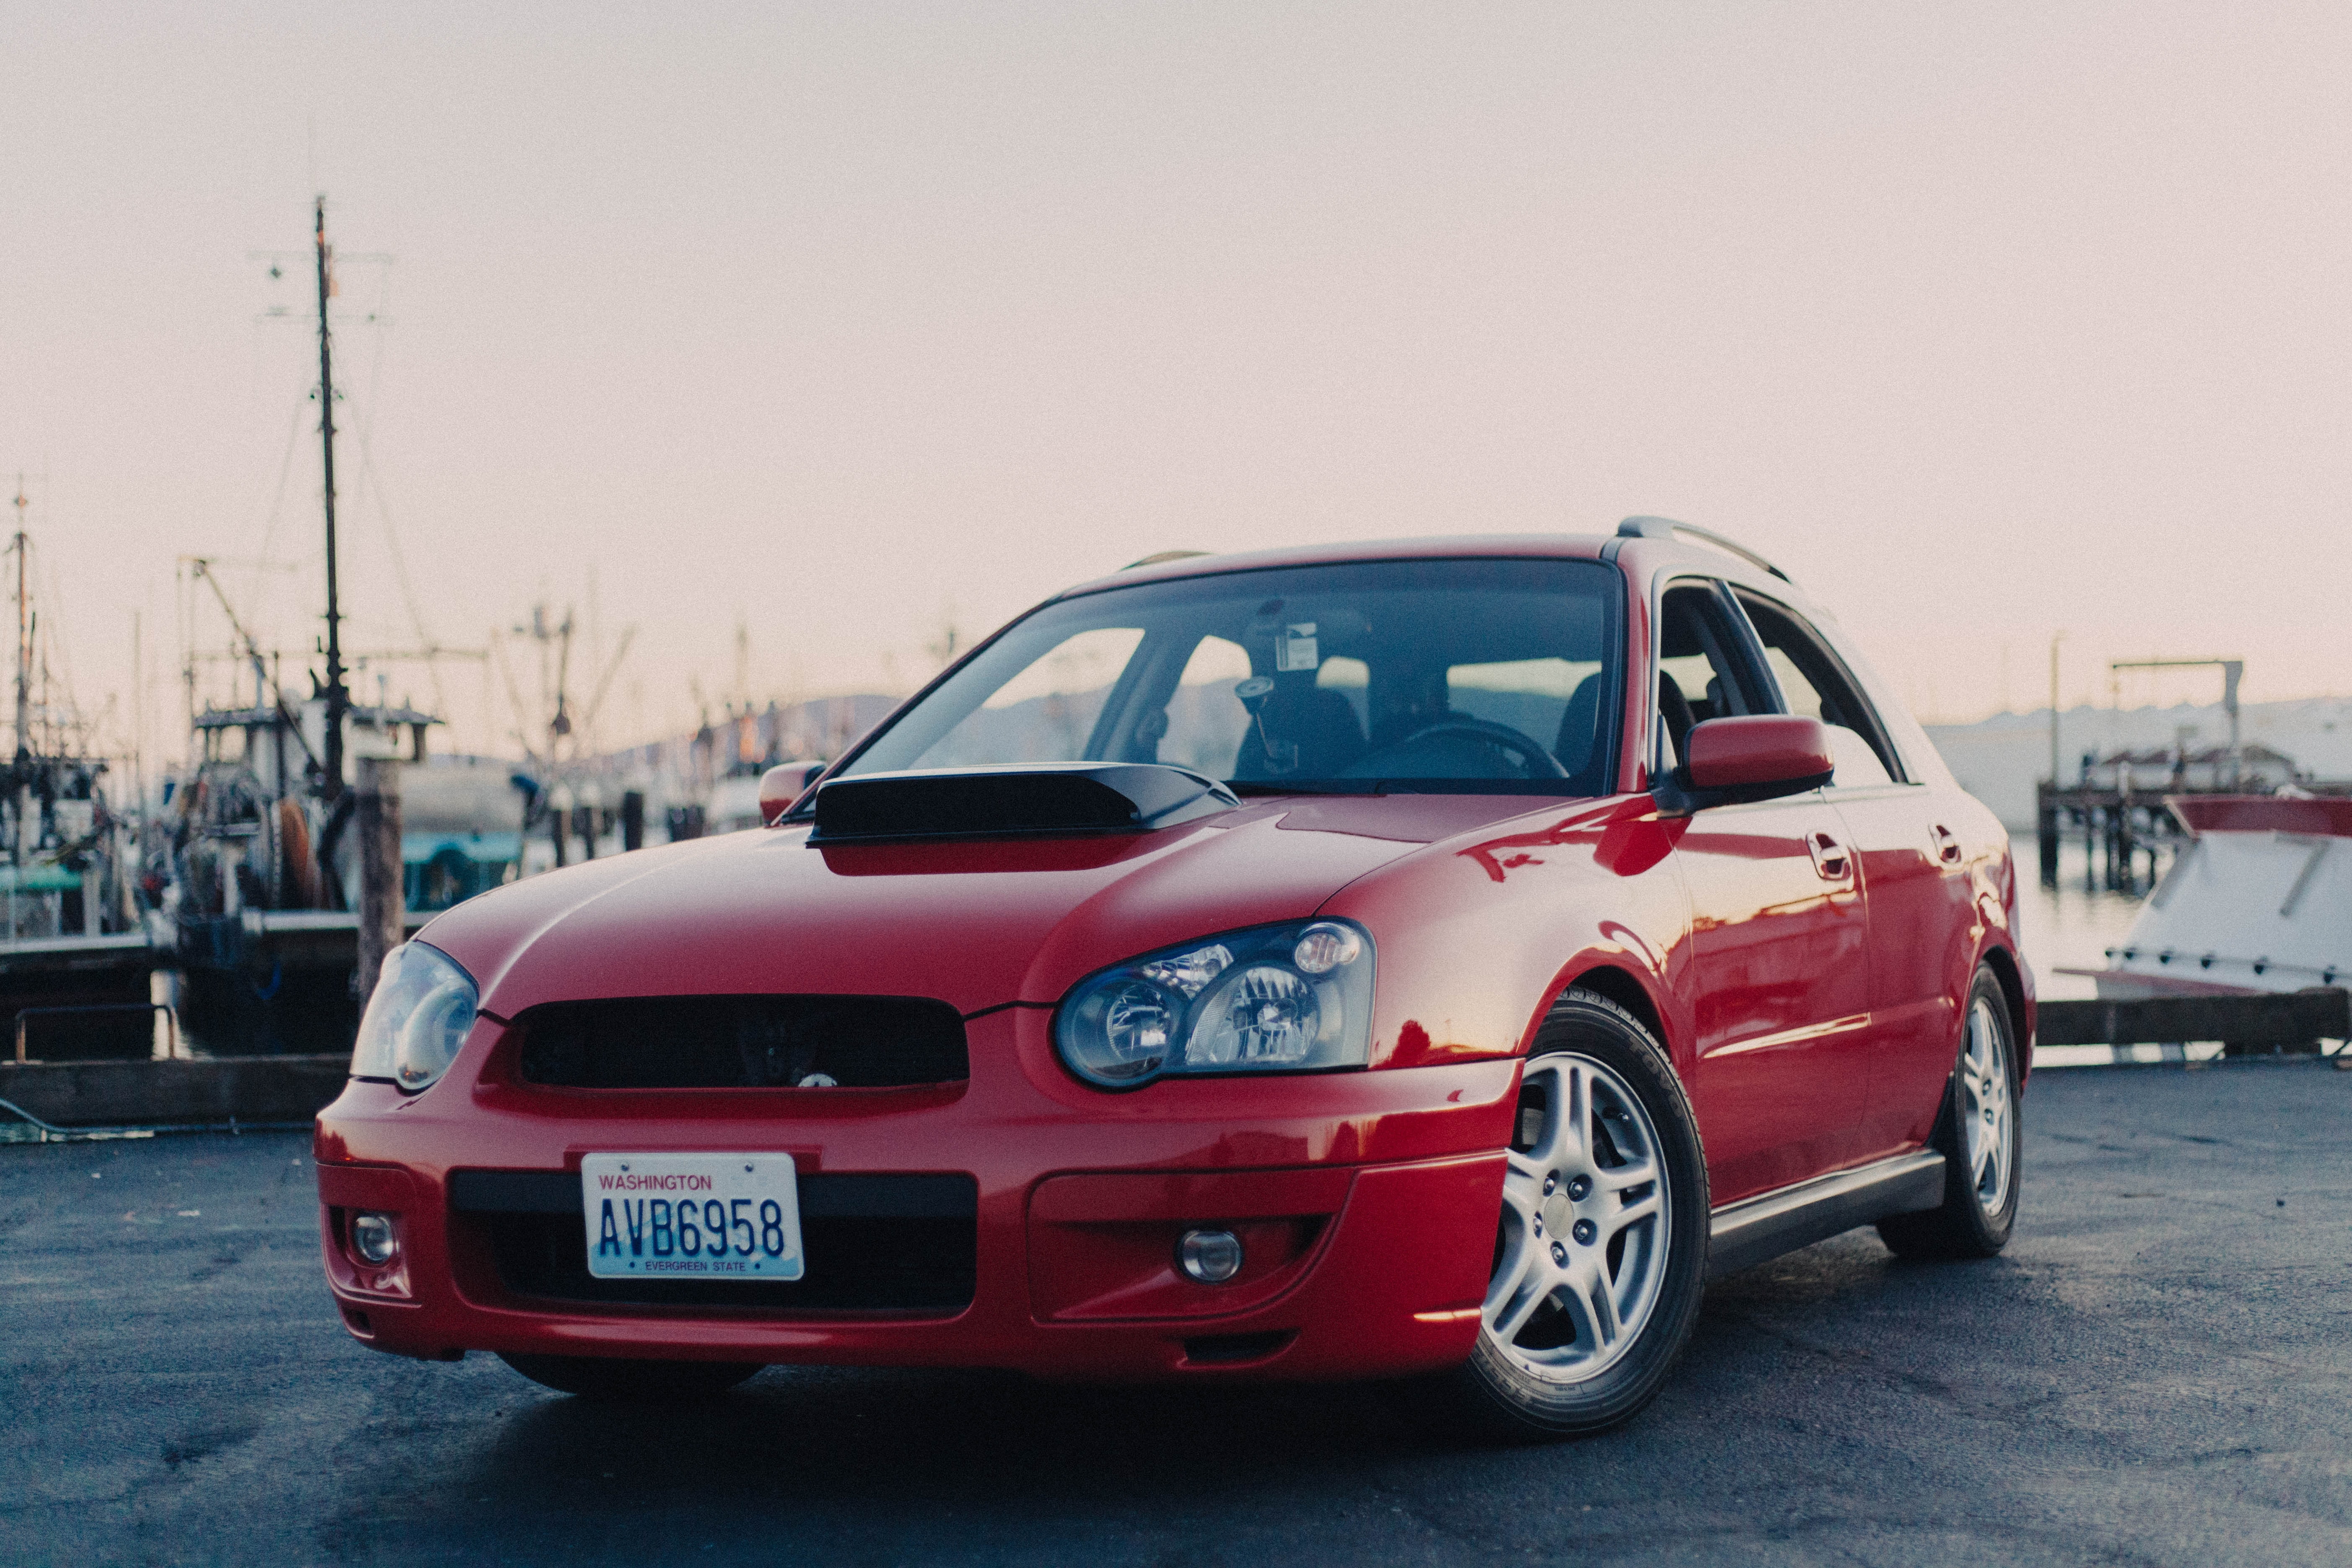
[316,519,2030,1437]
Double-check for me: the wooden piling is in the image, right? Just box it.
[549,785,570,868]
[2037,782,2060,884]
[354,756,405,1003]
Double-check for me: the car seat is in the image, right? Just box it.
[1555,674,1602,780]
[1231,687,1368,780]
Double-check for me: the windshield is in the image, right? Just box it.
[837,557,1622,795]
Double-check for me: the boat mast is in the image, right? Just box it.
[10,480,28,763]
[315,196,349,802]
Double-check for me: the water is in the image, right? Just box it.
[177,967,360,1059]
[2016,836,2159,1001]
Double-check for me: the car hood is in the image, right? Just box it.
[420,794,1553,1018]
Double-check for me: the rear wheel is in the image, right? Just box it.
[1877,965,2022,1260]
[1430,988,1709,1440]
[498,1353,763,1402]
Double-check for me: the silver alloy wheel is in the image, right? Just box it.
[1484,1052,1672,1385]
[1959,994,2014,1212]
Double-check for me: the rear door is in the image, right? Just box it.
[1730,589,1971,1162]
[1660,581,1875,1205]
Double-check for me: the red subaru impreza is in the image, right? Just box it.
[316,520,2029,1437]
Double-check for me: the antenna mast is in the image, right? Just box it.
[315,195,349,800]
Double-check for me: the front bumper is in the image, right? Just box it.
[317,1006,1518,1381]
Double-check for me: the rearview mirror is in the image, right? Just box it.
[1656,716,1834,815]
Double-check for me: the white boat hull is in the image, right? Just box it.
[2095,797,2352,999]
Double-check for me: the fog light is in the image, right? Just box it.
[352,1212,400,1266]
[1178,1228,1243,1284]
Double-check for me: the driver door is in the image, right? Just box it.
[1661,581,1876,1206]
[1733,588,1973,1166]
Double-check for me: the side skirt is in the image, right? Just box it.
[1706,1150,1947,1279]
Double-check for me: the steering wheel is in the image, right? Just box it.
[1344,718,1570,780]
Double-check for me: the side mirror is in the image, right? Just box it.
[1657,716,1834,815]
[759,763,822,826]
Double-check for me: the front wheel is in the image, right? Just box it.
[498,1353,763,1402]
[1427,988,1710,1440]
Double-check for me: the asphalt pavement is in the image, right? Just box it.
[4,1060,2349,1567]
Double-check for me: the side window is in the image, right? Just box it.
[1732,591,1903,786]
[1655,584,1765,770]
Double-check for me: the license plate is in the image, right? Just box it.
[580,1153,803,1281]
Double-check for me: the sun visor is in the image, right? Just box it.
[808,763,1240,843]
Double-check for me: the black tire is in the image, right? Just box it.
[1877,964,2022,1260]
[498,1353,763,1401]
[1423,987,1710,1441]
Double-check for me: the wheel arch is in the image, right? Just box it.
[1976,940,2032,1092]
[1556,962,1672,1060]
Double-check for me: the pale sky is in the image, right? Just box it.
[4,2,2347,764]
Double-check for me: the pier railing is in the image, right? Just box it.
[2035,781,2183,892]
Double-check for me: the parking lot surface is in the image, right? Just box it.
[3,1061,2348,1567]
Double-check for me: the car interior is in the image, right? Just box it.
[852,559,1623,793]
[1654,585,1761,771]
[1648,580,1904,788]
[843,562,1910,798]
[1732,591,1903,785]
[1138,580,1616,789]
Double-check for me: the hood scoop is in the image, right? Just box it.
[809,763,1239,843]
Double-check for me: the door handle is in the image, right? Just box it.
[1807,830,1850,881]
[1931,825,1963,865]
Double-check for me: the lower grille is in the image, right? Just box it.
[452,1169,977,1312]
[514,995,969,1090]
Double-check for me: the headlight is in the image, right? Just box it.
[1054,920,1374,1089]
[350,941,479,1093]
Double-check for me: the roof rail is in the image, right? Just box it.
[1616,516,1792,583]
[1122,549,1212,570]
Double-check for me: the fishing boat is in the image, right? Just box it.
[0,487,156,1060]
[158,199,561,1047]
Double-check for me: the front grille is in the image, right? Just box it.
[452,1169,977,1312]
[514,995,968,1090]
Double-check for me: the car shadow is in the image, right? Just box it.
[431,1233,2048,1526]
[462,1363,1433,1511]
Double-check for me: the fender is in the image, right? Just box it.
[1960,793,2036,1089]
[1318,792,1696,1076]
